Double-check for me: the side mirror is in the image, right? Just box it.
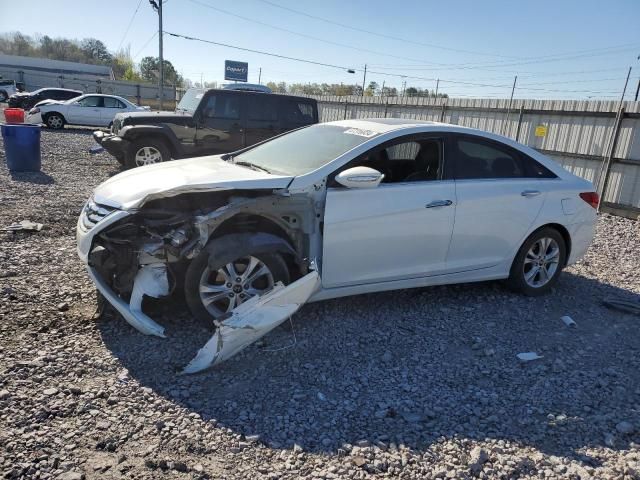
[335,166,384,189]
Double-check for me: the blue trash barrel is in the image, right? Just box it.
[1,124,41,172]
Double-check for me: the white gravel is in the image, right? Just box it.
[1,127,639,479]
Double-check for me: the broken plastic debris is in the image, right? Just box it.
[561,315,576,327]
[517,352,543,362]
[183,270,320,374]
[3,220,43,232]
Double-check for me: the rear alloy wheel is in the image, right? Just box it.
[126,138,170,169]
[507,227,566,296]
[45,113,65,129]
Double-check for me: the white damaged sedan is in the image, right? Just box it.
[77,119,598,372]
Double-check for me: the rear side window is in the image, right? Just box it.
[282,100,316,124]
[104,97,125,108]
[77,96,103,107]
[202,94,241,119]
[452,136,555,179]
[247,96,278,122]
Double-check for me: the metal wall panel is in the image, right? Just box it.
[316,96,640,212]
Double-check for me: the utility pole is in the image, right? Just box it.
[381,80,385,97]
[149,0,165,109]
[635,77,639,101]
[502,75,517,136]
[258,67,262,84]
[361,64,367,97]
[435,78,439,98]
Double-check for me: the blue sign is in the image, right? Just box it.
[224,60,248,82]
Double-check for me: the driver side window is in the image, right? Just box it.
[332,136,444,186]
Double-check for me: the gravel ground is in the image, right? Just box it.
[0,126,639,480]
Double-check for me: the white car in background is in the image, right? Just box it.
[0,80,20,102]
[77,119,598,372]
[26,94,148,129]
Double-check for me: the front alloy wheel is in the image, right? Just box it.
[184,233,291,328]
[199,256,275,318]
[507,227,566,296]
[46,114,64,129]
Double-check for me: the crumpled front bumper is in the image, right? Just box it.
[77,205,320,374]
[93,130,129,162]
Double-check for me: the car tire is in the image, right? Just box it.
[45,113,65,130]
[125,137,171,169]
[0,91,7,102]
[184,233,291,329]
[506,227,566,296]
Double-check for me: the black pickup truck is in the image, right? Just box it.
[94,88,319,169]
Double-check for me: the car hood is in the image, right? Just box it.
[93,156,293,209]
[35,99,64,107]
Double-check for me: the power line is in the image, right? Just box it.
[188,0,640,73]
[256,0,640,68]
[133,31,158,59]
[254,0,522,60]
[117,0,144,51]
[165,31,355,71]
[166,31,623,96]
[186,0,467,67]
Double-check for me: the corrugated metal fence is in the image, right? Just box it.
[312,95,640,218]
[0,68,176,105]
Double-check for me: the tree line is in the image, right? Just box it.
[0,32,184,87]
[264,81,448,98]
[0,32,448,97]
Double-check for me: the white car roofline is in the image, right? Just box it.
[289,122,572,190]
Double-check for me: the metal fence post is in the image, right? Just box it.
[598,107,625,205]
[439,102,447,122]
[515,104,525,142]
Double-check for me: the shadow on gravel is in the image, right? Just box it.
[98,272,640,460]
[9,170,54,185]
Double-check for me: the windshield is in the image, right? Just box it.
[176,88,204,113]
[233,124,379,176]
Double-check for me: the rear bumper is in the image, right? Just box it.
[93,130,129,160]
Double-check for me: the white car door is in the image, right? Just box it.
[101,97,128,126]
[445,134,552,272]
[322,136,456,288]
[66,95,104,126]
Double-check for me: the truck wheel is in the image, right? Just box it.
[126,138,171,169]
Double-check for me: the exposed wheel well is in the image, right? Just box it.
[211,214,300,278]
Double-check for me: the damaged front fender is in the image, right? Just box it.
[183,270,320,374]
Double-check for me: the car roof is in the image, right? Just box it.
[34,88,82,93]
[203,88,316,103]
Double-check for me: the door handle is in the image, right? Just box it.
[426,200,453,208]
[521,190,541,197]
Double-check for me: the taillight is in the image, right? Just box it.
[579,192,599,209]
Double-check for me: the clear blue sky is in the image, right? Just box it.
[3,0,640,99]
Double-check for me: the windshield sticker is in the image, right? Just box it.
[344,127,377,137]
